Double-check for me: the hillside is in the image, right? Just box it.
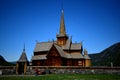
[0,55,15,66]
[89,42,120,66]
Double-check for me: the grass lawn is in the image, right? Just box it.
[0,74,120,80]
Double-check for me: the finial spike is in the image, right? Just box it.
[23,43,25,51]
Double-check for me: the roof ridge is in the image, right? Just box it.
[72,43,81,44]
[54,43,62,47]
[37,42,54,44]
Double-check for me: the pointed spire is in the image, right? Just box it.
[17,44,28,62]
[59,9,66,35]
[23,43,25,52]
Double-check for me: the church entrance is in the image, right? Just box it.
[18,62,25,74]
[51,57,62,66]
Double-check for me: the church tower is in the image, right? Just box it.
[56,10,68,46]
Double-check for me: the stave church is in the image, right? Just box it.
[31,10,91,67]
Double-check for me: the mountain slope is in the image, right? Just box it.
[0,55,15,66]
[89,42,120,66]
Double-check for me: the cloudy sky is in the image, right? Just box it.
[0,0,120,61]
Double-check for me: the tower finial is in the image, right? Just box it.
[23,43,25,51]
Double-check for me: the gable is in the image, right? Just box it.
[62,39,82,51]
[47,45,61,57]
[47,44,66,58]
[18,51,28,62]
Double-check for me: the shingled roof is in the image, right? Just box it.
[54,44,66,58]
[62,39,71,50]
[32,54,47,60]
[84,55,91,59]
[34,42,53,52]
[62,39,82,50]
[71,43,82,50]
[71,53,84,59]
[84,49,91,59]
[33,41,84,60]
[18,48,28,62]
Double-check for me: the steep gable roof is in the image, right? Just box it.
[62,38,71,50]
[54,44,66,58]
[62,40,82,50]
[46,43,66,58]
[18,49,28,62]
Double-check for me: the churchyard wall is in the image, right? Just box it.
[0,66,120,75]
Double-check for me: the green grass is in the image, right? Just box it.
[0,74,120,80]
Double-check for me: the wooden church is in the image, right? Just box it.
[32,10,91,67]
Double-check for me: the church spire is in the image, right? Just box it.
[59,9,66,35]
[56,9,68,46]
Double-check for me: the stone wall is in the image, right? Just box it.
[0,66,16,75]
[29,66,120,75]
[49,68,120,74]
[0,66,120,75]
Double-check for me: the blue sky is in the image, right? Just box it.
[0,0,120,62]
